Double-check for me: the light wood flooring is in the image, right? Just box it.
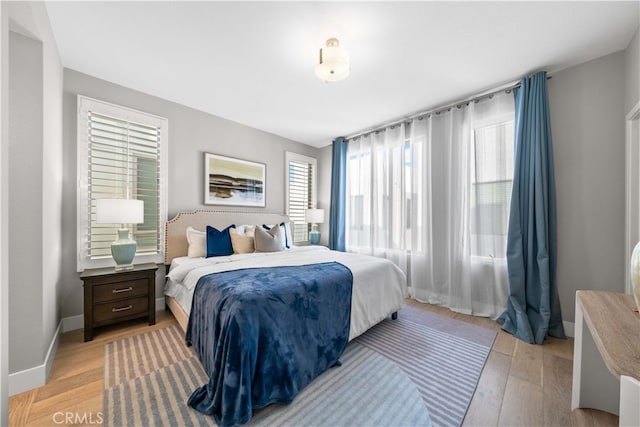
[403,300,618,427]
[9,301,618,426]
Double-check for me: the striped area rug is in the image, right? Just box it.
[104,325,431,427]
[354,305,496,427]
[104,326,194,389]
[104,305,495,427]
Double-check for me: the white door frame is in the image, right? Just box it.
[0,1,9,424]
[625,100,640,294]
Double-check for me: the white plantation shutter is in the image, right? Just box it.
[77,96,168,271]
[285,152,317,243]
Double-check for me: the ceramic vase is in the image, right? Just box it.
[112,228,136,270]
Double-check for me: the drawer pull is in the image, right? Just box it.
[112,305,133,313]
[112,287,133,294]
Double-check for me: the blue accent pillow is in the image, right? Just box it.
[206,225,236,257]
[262,222,290,248]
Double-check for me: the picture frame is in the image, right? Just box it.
[204,153,266,207]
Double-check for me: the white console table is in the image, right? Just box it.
[572,291,640,426]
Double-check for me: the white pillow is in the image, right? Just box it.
[235,224,256,237]
[186,226,206,258]
[230,228,255,254]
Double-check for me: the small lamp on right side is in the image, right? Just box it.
[305,208,325,245]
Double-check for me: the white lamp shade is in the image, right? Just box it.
[96,199,144,224]
[316,38,350,82]
[305,208,325,224]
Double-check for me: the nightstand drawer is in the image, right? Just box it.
[93,296,149,324]
[93,279,149,303]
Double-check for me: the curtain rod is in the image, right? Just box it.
[345,75,552,141]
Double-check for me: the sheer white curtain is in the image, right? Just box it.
[346,92,514,317]
[346,124,409,272]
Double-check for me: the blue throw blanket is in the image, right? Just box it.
[186,262,353,426]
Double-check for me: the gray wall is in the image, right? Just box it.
[61,69,321,318]
[626,28,639,113]
[40,24,64,356]
[9,31,43,373]
[7,0,64,377]
[549,51,627,322]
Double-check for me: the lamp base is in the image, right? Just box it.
[111,228,137,271]
[114,263,135,272]
[309,230,321,245]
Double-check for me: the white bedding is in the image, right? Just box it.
[164,246,408,340]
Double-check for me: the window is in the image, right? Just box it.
[470,120,514,258]
[77,96,167,270]
[285,152,317,243]
[346,129,413,252]
[347,150,370,248]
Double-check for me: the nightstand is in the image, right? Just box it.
[81,263,158,342]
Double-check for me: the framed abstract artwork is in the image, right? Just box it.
[204,153,266,207]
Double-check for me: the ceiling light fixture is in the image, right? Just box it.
[316,38,350,83]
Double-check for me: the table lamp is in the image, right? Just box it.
[96,198,144,270]
[305,208,324,245]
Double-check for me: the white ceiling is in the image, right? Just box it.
[45,1,639,148]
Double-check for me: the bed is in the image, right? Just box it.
[163,210,408,426]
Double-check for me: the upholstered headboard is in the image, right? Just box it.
[164,210,290,265]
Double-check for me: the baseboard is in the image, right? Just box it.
[10,298,168,396]
[563,320,575,338]
[9,320,61,396]
[61,298,167,333]
[44,321,61,382]
[62,314,83,333]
